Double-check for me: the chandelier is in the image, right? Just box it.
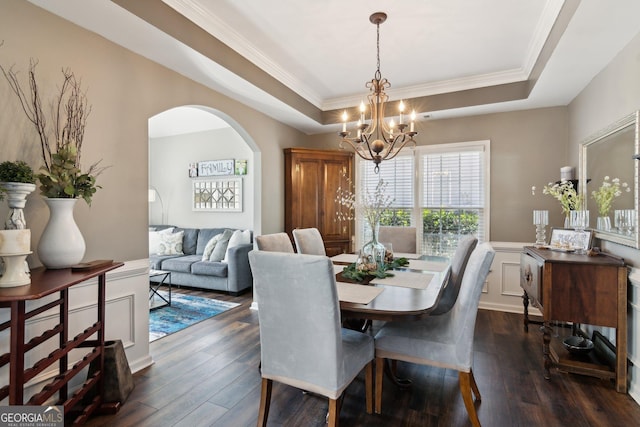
[339,12,418,173]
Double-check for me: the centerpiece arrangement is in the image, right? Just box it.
[1,60,105,268]
[336,175,408,282]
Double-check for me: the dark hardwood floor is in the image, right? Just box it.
[86,287,640,426]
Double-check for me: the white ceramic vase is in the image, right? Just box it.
[37,198,85,269]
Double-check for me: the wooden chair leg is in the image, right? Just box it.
[375,357,385,414]
[459,371,481,427]
[328,397,339,427]
[257,378,272,427]
[469,368,481,401]
[365,361,373,414]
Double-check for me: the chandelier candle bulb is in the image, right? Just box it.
[410,110,416,132]
[342,110,348,132]
[399,100,405,124]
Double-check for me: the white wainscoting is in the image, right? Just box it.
[480,241,541,316]
[0,259,152,405]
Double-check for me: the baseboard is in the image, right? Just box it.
[129,355,155,374]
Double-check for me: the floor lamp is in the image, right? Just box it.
[148,186,165,225]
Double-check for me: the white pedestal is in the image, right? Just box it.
[0,252,31,287]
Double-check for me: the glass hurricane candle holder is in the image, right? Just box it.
[533,210,548,247]
[569,210,589,254]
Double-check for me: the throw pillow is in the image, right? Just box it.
[149,227,175,255]
[157,230,184,255]
[201,234,222,261]
[209,229,235,262]
[223,229,251,262]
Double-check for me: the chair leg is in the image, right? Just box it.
[257,378,272,427]
[365,361,373,414]
[375,357,385,414]
[328,397,340,427]
[459,371,481,427]
[469,368,481,401]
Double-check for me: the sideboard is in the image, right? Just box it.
[0,262,124,423]
[520,246,627,392]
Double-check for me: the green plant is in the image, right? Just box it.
[0,160,35,201]
[0,160,35,184]
[37,146,100,205]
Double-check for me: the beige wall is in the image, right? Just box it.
[0,0,305,266]
[568,29,640,266]
[310,107,570,243]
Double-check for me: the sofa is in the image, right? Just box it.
[149,225,253,295]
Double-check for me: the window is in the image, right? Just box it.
[356,140,490,257]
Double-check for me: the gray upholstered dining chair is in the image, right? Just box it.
[378,226,417,254]
[292,227,326,255]
[255,232,294,253]
[373,243,495,427]
[249,251,374,427]
[431,235,478,315]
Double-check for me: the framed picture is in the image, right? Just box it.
[188,162,198,177]
[193,177,243,212]
[197,159,235,177]
[235,159,247,175]
[549,227,594,251]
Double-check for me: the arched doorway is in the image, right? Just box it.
[148,105,261,236]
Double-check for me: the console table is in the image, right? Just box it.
[0,262,123,423]
[520,246,627,392]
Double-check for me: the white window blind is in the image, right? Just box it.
[355,141,490,257]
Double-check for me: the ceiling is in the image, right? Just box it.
[28,0,640,135]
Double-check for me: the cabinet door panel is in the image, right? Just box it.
[296,158,322,228]
[322,159,350,240]
[548,264,618,327]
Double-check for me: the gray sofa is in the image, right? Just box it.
[149,226,253,295]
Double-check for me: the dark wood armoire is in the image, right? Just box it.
[284,148,353,256]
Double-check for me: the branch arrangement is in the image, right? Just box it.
[0,59,104,204]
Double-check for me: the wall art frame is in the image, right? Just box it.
[193,177,243,212]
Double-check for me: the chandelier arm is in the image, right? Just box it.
[340,137,376,161]
[380,136,416,161]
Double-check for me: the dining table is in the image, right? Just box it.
[331,253,452,322]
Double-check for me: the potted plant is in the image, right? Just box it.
[1,60,105,268]
[0,160,36,230]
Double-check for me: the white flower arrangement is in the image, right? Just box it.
[531,180,583,216]
[591,176,630,216]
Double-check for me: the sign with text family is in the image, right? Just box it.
[197,159,235,176]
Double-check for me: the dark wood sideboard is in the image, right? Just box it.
[520,246,627,392]
[0,262,124,424]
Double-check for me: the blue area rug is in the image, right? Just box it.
[149,291,240,342]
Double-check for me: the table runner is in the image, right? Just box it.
[370,271,435,289]
[336,282,384,304]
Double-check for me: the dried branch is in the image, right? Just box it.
[1,59,100,204]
